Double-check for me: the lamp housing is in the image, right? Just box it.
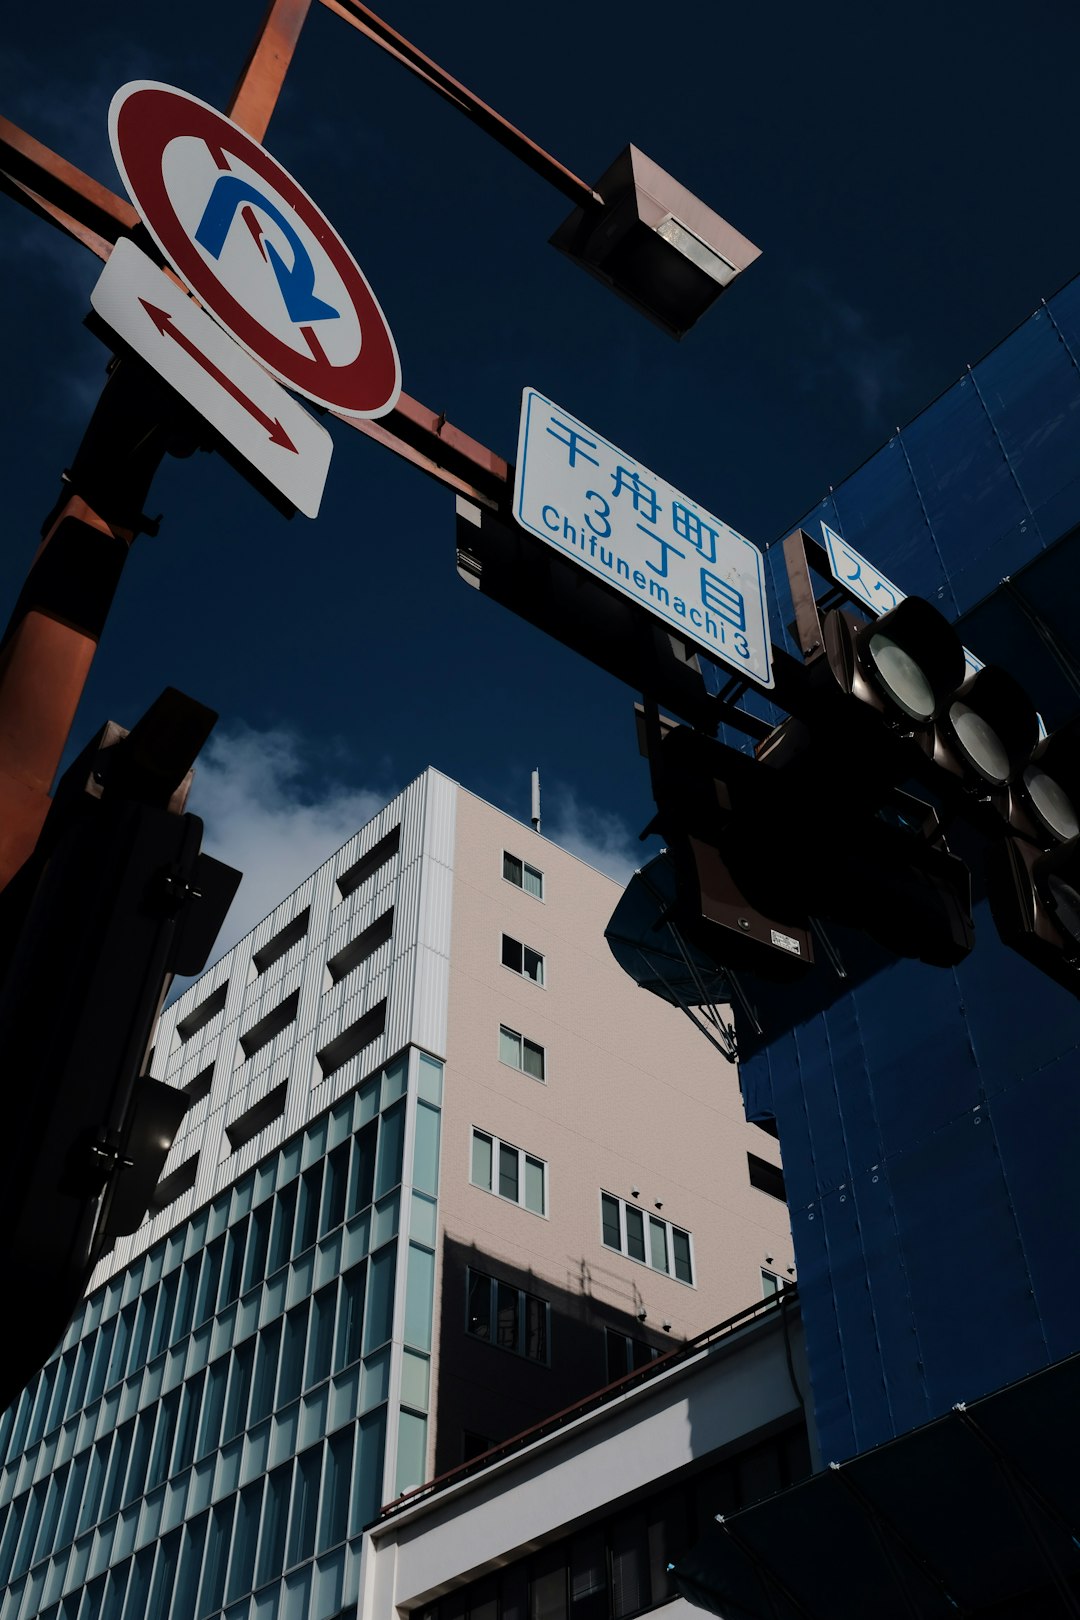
[550,146,760,338]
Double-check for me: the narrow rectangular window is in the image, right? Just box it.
[523,1038,546,1081]
[747,1152,787,1202]
[625,1205,647,1263]
[601,1193,621,1250]
[501,935,523,972]
[524,1156,545,1216]
[498,1143,519,1202]
[673,1229,693,1284]
[649,1217,669,1274]
[467,1270,491,1341]
[470,1130,493,1191]
[525,1293,548,1362]
[499,1025,522,1068]
[496,1282,519,1352]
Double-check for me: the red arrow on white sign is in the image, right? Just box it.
[138,299,298,452]
[90,238,332,518]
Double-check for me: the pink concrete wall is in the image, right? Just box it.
[431,786,794,1468]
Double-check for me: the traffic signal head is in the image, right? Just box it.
[0,689,241,1407]
[986,833,1080,996]
[928,663,1040,792]
[824,598,966,725]
[823,600,1061,817]
[1009,722,1080,847]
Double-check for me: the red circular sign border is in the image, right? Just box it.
[109,82,400,419]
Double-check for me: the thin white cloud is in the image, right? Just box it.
[542,788,641,887]
[185,723,392,970]
[790,272,908,427]
[172,734,639,1004]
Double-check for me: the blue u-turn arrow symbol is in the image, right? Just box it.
[194,174,340,326]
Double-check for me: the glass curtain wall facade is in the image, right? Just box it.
[0,1046,443,1620]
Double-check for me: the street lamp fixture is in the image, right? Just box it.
[550,146,761,338]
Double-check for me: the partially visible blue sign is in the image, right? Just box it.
[821,522,985,679]
[822,520,1047,735]
[515,390,774,690]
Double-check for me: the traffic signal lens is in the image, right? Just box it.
[867,633,936,720]
[1023,765,1079,842]
[947,700,1011,783]
[1047,873,1080,946]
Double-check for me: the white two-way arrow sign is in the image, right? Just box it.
[90,238,333,518]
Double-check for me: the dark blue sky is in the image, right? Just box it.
[3,0,1080,946]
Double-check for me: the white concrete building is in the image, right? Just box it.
[0,768,795,1620]
[362,1294,812,1620]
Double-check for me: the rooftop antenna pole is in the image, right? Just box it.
[531,770,542,834]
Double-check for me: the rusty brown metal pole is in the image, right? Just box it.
[0,500,135,882]
[0,120,512,505]
[316,0,603,209]
[226,0,314,140]
[0,0,551,887]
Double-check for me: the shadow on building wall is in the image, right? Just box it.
[433,1236,676,1475]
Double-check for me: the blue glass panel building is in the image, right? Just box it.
[741,273,1080,1466]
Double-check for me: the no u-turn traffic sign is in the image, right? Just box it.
[108,81,400,420]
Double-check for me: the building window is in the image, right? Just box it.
[501,933,544,986]
[503,851,543,900]
[252,907,310,975]
[747,1152,787,1203]
[225,1082,288,1152]
[761,1269,792,1298]
[176,982,228,1042]
[337,824,401,900]
[238,990,300,1060]
[471,1130,546,1215]
[183,1064,214,1104]
[466,1268,549,1363]
[327,907,394,986]
[605,1326,660,1384]
[316,998,388,1078]
[499,1025,546,1081]
[600,1192,694,1285]
[150,1154,199,1212]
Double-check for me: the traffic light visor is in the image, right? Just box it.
[1046,869,1080,946]
[826,598,965,721]
[943,666,1039,786]
[867,632,938,720]
[1017,727,1080,843]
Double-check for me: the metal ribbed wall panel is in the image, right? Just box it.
[88,769,457,1290]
